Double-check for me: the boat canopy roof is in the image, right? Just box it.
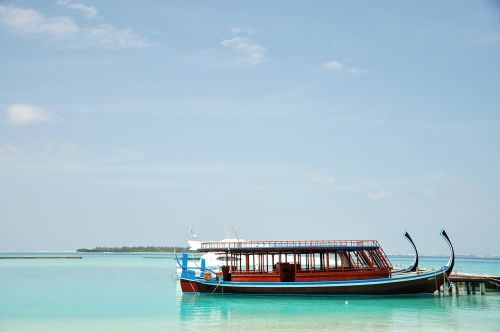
[198,240,382,253]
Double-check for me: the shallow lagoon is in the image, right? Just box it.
[1,253,498,331]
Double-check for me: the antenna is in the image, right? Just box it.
[189,225,197,240]
[232,226,240,241]
[225,212,229,239]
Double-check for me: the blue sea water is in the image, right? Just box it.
[0,253,499,331]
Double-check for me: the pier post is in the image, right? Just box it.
[455,282,459,295]
[448,282,453,295]
[471,283,476,294]
[466,282,471,295]
[480,282,485,295]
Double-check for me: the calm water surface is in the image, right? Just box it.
[1,253,499,331]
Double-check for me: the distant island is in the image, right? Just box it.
[77,246,190,253]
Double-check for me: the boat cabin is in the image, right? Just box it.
[198,240,392,282]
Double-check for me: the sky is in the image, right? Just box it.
[0,0,499,255]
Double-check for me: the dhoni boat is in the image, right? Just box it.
[178,229,454,295]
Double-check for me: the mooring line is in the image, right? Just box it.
[486,278,500,287]
[210,279,222,295]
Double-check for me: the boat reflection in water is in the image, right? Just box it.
[178,292,467,330]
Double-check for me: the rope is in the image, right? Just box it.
[444,273,453,293]
[486,278,500,287]
[210,279,222,295]
[434,275,439,295]
[189,279,197,293]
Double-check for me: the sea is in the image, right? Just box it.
[1,253,499,331]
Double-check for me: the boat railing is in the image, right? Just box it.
[229,266,388,274]
[200,240,380,250]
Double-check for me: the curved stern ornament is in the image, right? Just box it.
[440,229,455,275]
[404,231,419,272]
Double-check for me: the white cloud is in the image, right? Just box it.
[5,103,55,125]
[0,143,19,161]
[302,173,336,185]
[230,27,242,34]
[367,189,392,200]
[324,60,344,71]
[0,4,149,49]
[56,0,98,19]
[78,24,149,49]
[325,59,368,75]
[230,26,256,35]
[220,37,267,65]
[423,187,435,196]
[144,28,161,35]
[348,67,369,75]
[0,4,78,41]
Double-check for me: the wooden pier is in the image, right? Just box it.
[442,273,500,295]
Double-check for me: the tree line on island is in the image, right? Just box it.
[77,246,190,253]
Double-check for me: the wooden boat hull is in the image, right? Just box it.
[181,269,447,295]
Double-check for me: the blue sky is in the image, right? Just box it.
[0,1,499,254]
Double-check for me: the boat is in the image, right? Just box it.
[178,229,454,295]
[176,238,248,276]
[176,226,248,276]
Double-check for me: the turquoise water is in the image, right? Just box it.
[1,253,499,331]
